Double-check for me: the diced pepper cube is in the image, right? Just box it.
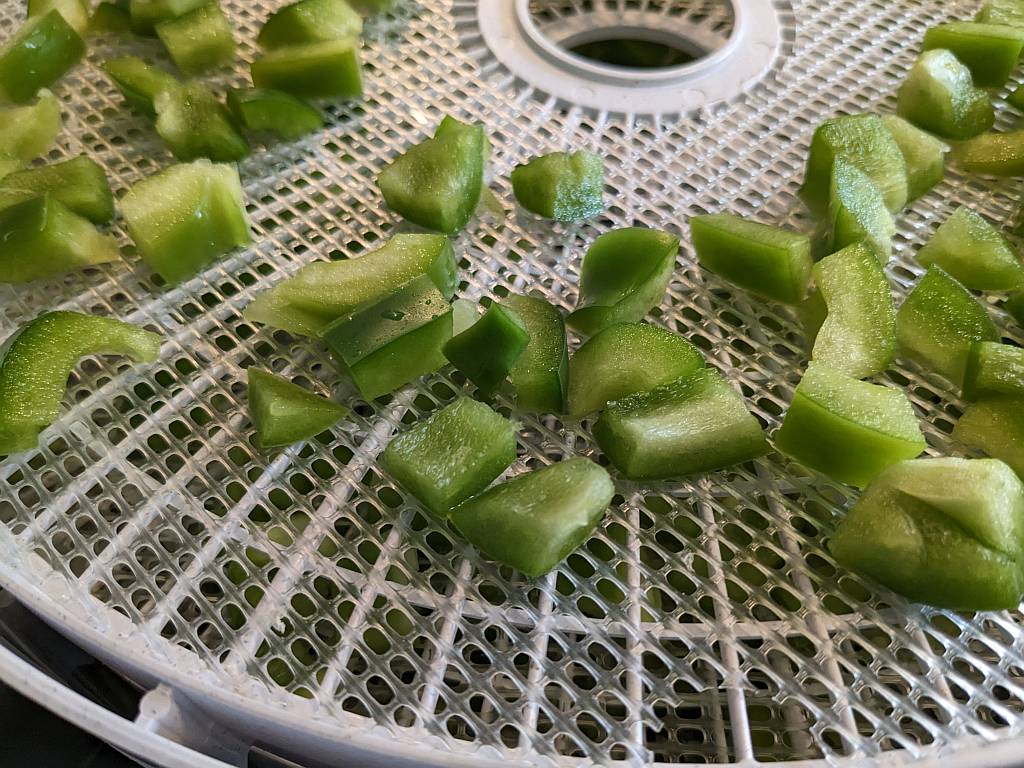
[130,0,207,34]
[923,22,1024,87]
[502,294,568,413]
[594,368,768,481]
[917,206,1024,291]
[977,0,1024,26]
[154,82,249,162]
[510,150,604,221]
[954,395,1024,477]
[103,56,179,118]
[226,88,323,141]
[568,322,704,417]
[897,49,993,140]
[450,458,614,577]
[251,39,363,99]
[964,341,1024,400]
[382,397,517,517]
[1,155,114,223]
[881,115,947,201]
[828,158,895,262]
[0,10,85,103]
[247,368,346,448]
[953,130,1024,176]
[257,0,361,48]
[27,0,90,34]
[775,363,926,487]
[156,3,236,75]
[0,90,61,175]
[690,213,812,304]
[443,303,530,397]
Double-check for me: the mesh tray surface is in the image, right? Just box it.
[1,0,1023,764]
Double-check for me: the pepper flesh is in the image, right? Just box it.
[0,195,120,283]
[156,3,236,74]
[251,39,363,99]
[510,150,604,221]
[923,22,1024,88]
[27,0,90,34]
[0,155,114,223]
[897,49,994,140]
[828,158,895,262]
[810,241,895,379]
[502,294,568,413]
[450,458,614,578]
[774,363,926,487]
[103,56,179,118]
[690,213,812,304]
[121,159,250,284]
[0,311,161,454]
[954,395,1024,477]
[917,206,1024,291]
[89,2,131,32]
[881,115,946,201]
[977,0,1024,26]
[0,10,85,103]
[963,341,1024,400]
[244,233,457,337]
[247,368,347,448]
[443,303,530,397]
[226,88,323,140]
[0,90,62,177]
[568,322,704,417]
[129,0,207,34]
[257,0,362,48]
[154,82,250,162]
[953,130,1024,176]
[381,397,517,517]
[567,227,678,336]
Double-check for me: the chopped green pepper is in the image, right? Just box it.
[0,156,114,223]
[828,158,895,263]
[247,368,347,448]
[89,2,131,33]
[810,241,895,379]
[953,130,1024,176]
[129,0,207,34]
[226,88,323,140]
[917,206,1024,291]
[923,22,1024,87]
[0,311,161,454]
[28,0,90,34]
[977,0,1024,26]
[154,82,250,162]
[0,90,61,177]
[954,395,1024,477]
[251,39,363,99]
[156,3,236,75]
[1009,83,1024,110]
[348,0,390,13]
[0,195,119,283]
[103,56,179,118]
[880,115,946,202]
[568,322,704,417]
[896,265,999,386]
[257,0,361,48]
[800,113,908,215]
[510,150,604,221]
[594,368,768,481]
[567,227,678,336]
[897,49,993,141]
[689,213,812,304]
[831,457,1024,610]
[450,458,614,578]
[443,303,530,397]
[377,116,487,234]
[1005,292,1024,325]
[382,397,517,517]
[502,294,568,413]
[963,341,1024,400]
[121,159,250,284]
[244,233,456,337]
[775,363,925,487]
[321,275,453,400]
[0,10,85,103]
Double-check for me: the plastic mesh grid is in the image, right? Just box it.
[1,0,1024,764]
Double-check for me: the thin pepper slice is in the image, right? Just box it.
[953,130,1024,176]
[28,0,90,33]
[244,234,457,337]
[567,227,678,336]
[129,0,207,34]
[450,458,614,578]
[881,115,946,202]
[121,159,250,284]
[568,322,704,417]
[251,39,363,99]
[382,397,517,517]
[963,341,1024,400]
[917,206,1024,291]
[443,303,530,397]
[1,156,115,223]
[502,294,568,413]
[0,311,161,454]
[247,368,347,448]
[258,0,362,48]
[156,3,236,75]
[103,57,179,118]
[154,82,250,162]
[0,90,62,178]
[923,22,1024,88]
[954,395,1024,477]
[510,150,604,221]
[0,195,119,283]
[0,10,85,103]
[828,158,895,263]
[897,49,993,141]
[226,88,323,140]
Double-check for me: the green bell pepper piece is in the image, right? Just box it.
[0,156,114,223]
[828,158,895,263]
[510,150,604,221]
[129,0,207,34]
[28,0,90,34]
[880,115,947,202]
[154,82,250,162]
[89,2,131,33]
[502,294,568,413]
[443,303,530,397]
[348,0,390,14]
[244,233,456,337]
[594,367,768,481]
[977,0,1024,26]
[896,265,999,386]
[0,90,61,176]
[226,88,323,140]
[0,311,161,454]
[917,206,1024,291]
[251,39,363,99]
[450,458,614,578]
[321,274,453,400]
[0,195,119,283]
[568,322,704,417]
[0,10,85,103]
[775,363,926,487]
[382,396,517,517]
[247,368,346,448]
[156,3,236,75]
[963,341,1024,400]
[377,116,487,234]
[923,22,1024,88]
[831,457,1024,610]
[690,213,812,304]
[897,49,993,141]
[810,241,895,379]
[953,129,1024,176]
[1009,83,1024,110]
[567,227,678,336]
[103,56,179,118]
[797,288,829,351]
[954,395,1024,477]
[257,0,361,49]
[801,113,908,215]
[1006,292,1024,325]
[121,159,250,284]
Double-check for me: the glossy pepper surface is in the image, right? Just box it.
[897,49,994,140]
[963,341,1024,400]
[880,115,946,202]
[0,10,85,103]
[156,3,236,74]
[443,303,530,397]
[257,0,362,48]
[154,82,250,162]
[922,22,1024,88]
[510,150,604,221]
[828,158,895,262]
[917,206,1024,291]
[1,155,114,223]
[247,368,347,448]
[103,56,178,118]
[502,294,568,413]
[251,39,363,99]
[226,88,323,140]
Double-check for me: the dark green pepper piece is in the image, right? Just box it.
[954,395,1024,477]
[247,368,347,448]
[156,3,236,75]
[257,0,361,48]
[510,150,604,221]
[923,22,1024,88]
[154,82,249,162]
[1,155,114,223]
[251,39,363,99]
[954,129,1024,176]
[103,56,179,118]
[226,88,323,141]
[89,2,131,33]
[28,0,90,33]
[502,294,568,413]
[0,10,85,103]
[443,303,530,397]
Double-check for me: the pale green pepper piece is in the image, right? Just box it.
[154,82,250,162]
[251,39,363,99]
[954,395,1024,477]
[881,115,947,201]
[0,90,62,177]
[917,206,1024,291]
[963,341,1024,400]
[954,130,1024,176]
[130,0,207,34]
[103,57,179,118]
[257,0,362,48]
[0,155,115,223]
[247,368,347,448]
[828,158,895,262]
[897,49,993,141]
[923,22,1024,88]
[510,150,604,221]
